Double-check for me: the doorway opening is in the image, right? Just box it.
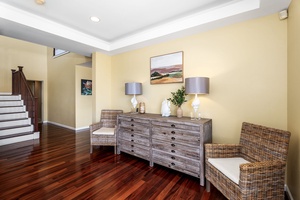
[27,80,43,124]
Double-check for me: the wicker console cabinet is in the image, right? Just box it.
[117,113,212,186]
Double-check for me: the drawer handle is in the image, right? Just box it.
[171,124,175,128]
[171,156,175,160]
[171,137,175,140]
[131,129,134,131]
[131,134,134,137]
[171,131,175,134]
[131,150,134,152]
[131,145,134,147]
[131,119,134,121]
[171,150,176,153]
[171,143,175,147]
[131,124,134,127]
[163,132,166,135]
[131,139,134,142]
[171,162,175,166]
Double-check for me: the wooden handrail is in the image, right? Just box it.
[11,66,39,132]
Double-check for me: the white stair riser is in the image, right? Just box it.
[0,94,39,147]
[0,132,39,146]
[0,118,31,128]
[0,100,23,107]
[0,95,21,101]
[0,125,33,137]
[0,112,28,121]
[0,106,26,113]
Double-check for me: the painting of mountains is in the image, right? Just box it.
[150,51,183,84]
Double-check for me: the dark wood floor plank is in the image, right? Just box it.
[0,124,227,200]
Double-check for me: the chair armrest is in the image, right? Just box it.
[205,144,242,158]
[239,160,286,196]
[89,122,103,133]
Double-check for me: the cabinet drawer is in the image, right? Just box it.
[119,141,150,159]
[152,149,200,167]
[119,132,150,146]
[152,127,200,145]
[119,126,149,136]
[152,150,200,178]
[152,120,200,132]
[152,139,199,159]
[119,121,149,133]
[119,116,150,124]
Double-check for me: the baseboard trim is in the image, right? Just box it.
[75,126,89,131]
[44,121,89,132]
[285,184,294,200]
[45,121,75,131]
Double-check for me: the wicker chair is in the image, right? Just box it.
[90,109,123,154]
[205,122,291,200]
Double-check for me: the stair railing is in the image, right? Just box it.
[11,66,38,132]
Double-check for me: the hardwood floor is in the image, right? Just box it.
[0,124,226,200]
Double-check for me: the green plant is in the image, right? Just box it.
[167,86,187,107]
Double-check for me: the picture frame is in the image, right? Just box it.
[150,51,183,84]
[81,79,92,95]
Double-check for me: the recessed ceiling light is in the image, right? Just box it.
[35,0,45,5]
[90,16,100,22]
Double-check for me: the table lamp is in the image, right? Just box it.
[125,82,142,112]
[185,77,209,120]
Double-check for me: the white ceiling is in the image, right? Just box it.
[0,0,291,56]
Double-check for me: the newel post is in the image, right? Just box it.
[11,69,16,95]
[18,66,23,71]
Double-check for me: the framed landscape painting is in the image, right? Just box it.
[150,51,183,84]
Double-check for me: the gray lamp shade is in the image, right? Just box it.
[185,77,209,94]
[125,82,142,95]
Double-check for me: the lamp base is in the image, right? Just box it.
[190,110,201,120]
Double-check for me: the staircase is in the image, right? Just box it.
[0,93,39,146]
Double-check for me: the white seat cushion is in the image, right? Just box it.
[92,127,115,135]
[208,157,250,184]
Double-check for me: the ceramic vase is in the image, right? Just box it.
[177,106,183,118]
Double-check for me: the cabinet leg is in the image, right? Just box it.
[150,161,153,167]
[206,179,211,192]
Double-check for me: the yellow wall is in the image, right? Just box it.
[47,48,91,128]
[1,9,296,198]
[287,0,300,199]
[75,64,92,129]
[92,52,112,123]
[0,35,48,121]
[111,14,287,144]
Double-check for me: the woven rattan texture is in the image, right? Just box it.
[90,109,123,153]
[205,122,291,200]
